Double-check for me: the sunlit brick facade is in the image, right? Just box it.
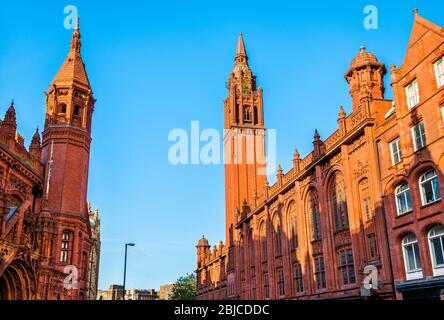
[0,21,99,300]
[196,10,444,300]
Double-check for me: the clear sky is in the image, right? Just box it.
[0,0,443,290]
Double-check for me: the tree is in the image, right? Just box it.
[169,273,196,300]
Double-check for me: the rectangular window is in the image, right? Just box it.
[293,263,304,294]
[263,273,270,299]
[314,257,326,290]
[411,121,426,151]
[339,249,356,285]
[406,79,420,109]
[277,269,285,297]
[389,138,402,165]
[435,56,444,88]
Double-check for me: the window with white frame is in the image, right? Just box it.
[395,183,413,215]
[390,138,402,165]
[419,169,441,205]
[428,226,444,277]
[405,79,420,109]
[411,121,426,151]
[434,56,444,88]
[402,234,423,280]
[60,231,73,263]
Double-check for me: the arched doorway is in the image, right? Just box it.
[0,260,36,300]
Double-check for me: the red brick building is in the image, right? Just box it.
[0,21,98,300]
[196,10,444,300]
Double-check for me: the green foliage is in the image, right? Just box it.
[169,273,196,300]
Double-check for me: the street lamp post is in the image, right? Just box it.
[122,243,135,300]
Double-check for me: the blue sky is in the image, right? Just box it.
[0,0,443,290]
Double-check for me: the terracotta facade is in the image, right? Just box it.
[0,21,99,300]
[196,11,444,300]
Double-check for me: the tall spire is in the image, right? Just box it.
[236,33,247,57]
[50,17,90,89]
[234,32,248,66]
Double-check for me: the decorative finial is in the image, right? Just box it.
[11,99,14,107]
[293,149,300,160]
[413,8,419,16]
[314,129,320,140]
[339,106,346,118]
[360,46,366,53]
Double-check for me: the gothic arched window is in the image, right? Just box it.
[248,230,255,268]
[330,173,349,231]
[287,202,298,250]
[273,215,282,257]
[307,190,321,240]
[260,223,267,262]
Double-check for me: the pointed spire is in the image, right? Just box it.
[4,100,16,124]
[70,17,81,55]
[29,127,41,159]
[236,33,247,57]
[314,129,321,141]
[31,127,41,143]
[293,149,300,160]
[339,106,346,119]
[413,8,419,17]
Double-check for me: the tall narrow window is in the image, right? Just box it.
[274,216,282,257]
[419,169,441,205]
[293,263,304,293]
[428,226,444,276]
[314,256,326,290]
[260,223,267,262]
[58,103,67,114]
[390,138,402,165]
[308,190,321,240]
[395,183,413,215]
[434,55,444,88]
[277,269,285,297]
[248,231,255,268]
[402,234,423,280]
[406,79,420,109]
[243,106,252,123]
[368,234,378,260]
[60,231,73,264]
[251,277,257,300]
[253,106,258,125]
[330,173,349,231]
[263,273,270,299]
[411,121,426,151]
[288,203,298,250]
[359,179,373,221]
[338,249,356,285]
[239,237,245,272]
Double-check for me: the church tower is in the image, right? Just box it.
[40,20,95,299]
[224,34,266,244]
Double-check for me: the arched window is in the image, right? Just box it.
[419,169,441,205]
[253,106,258,125]
[60,231,74,264]
[287,203,298,250]
[395,183,413,215]
[243,106,252,123]
[58,103,67,114]
[273,215,283,256]
[428,226,444,276]
[260,223,267,262]
[248,231,255,268]
[402,234,423,280]
[308,190,321,240]
[359,179,373,221]
[330,173,348,231]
